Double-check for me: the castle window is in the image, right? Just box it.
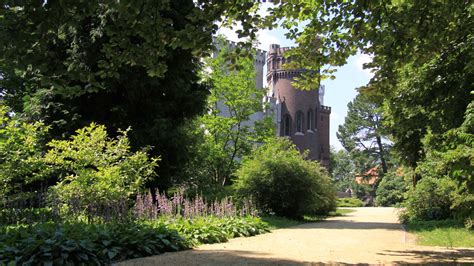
[296,111,303,133]
[315,108,318,128]
[284,115,291,136]
[307,109,314,130]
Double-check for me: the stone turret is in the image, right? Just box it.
[266,44,331,166]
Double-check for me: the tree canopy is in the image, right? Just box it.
[0,0,263,189]
[337,93,391,173]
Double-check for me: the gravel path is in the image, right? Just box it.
[120,207,474,265]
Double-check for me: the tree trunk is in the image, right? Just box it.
[376,135,388,173]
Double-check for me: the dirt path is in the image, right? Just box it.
[120,207,474,265]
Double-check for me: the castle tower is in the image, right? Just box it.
[267,44,331,166]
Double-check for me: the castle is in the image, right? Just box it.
[218,42,331,167]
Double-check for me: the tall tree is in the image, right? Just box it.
[337,93,390,173]
[264,1,472,180]
[329,148,356,191]
[0,1,263,189]
[181,38,274,188]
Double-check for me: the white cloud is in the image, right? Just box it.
[354,53,374,78]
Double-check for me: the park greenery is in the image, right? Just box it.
[0,0,473,262]
[235,138,336,219]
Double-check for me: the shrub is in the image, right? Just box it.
[400,176,457,222]
[337,197,364,207]
[234,138,336,218]
[408,103,474,223]
[45,123,159,222]
[0,105,51,207]
[375,171,408,206]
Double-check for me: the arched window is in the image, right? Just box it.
[284,115,291,136]
[315,107,318,128]
[296,111,303,133]
[307,109,314,130]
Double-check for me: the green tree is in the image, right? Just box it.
[0,104,50,207]
[384,38,473,170]
[329,148,356,191]
[375,170,407,207]
[337,93,391,173]
[182,38,274,188]
[264,1,471,89]
[0,1,263,189]
[265,1,472,185]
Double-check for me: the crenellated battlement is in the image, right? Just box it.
[266,44,303,82]
[213,38,267,65]
[320,105,331,113]
[268,44,296,56]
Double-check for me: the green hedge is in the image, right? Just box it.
[0,216,269,265]
[337,198,364,207]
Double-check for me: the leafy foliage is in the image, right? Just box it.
[234,138,336,218]
[330,148,356,192]
[164,216,268,245]
[45,123,158,222]
[375,170,407,207]
[0,222,190,265]
[180,37,274,188]
[0,208,58,226]
[400,177,457,222]
[0,216,269,265]
[267,1,472,222]
[400,102,474,222]
[384,36,473,168]
[0,105,50,207]
[337,93,391,173]
[264,1,472,90]
[0,1,264,190]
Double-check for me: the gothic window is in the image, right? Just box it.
[315,108,318,128]
[307,109,314,130]
[284,115,291,136]
[296,111,303,133]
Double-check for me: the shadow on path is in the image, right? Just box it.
[379,248,474,264]
[121,249,474,266]
[293,219,403,230]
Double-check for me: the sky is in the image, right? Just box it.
[218,5,373,150]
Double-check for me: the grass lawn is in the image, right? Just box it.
[262,208,356,230]
[331,208,355,216]
[406,220,474,248]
